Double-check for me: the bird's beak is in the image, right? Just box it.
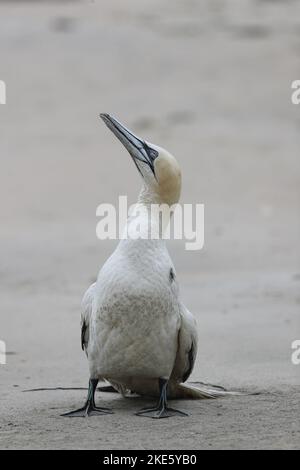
[100,113,158,176]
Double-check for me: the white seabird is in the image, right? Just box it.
[63,114,220,419]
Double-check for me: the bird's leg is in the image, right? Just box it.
[136,378,188,419]
[61,378,113,417]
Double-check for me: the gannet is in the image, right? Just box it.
[63,114,217,419]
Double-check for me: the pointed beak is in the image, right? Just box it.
[100,113,158,176]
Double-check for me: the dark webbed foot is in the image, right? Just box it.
[61,379,113,417]
[136,378,188,419]
[61,403,113,417]
[136,406,187,419]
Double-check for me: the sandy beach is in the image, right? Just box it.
[0,0,299,449]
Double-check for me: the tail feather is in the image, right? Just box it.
[105,377,243,400]
[168,381,242,399]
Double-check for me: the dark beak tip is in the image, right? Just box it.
[99,113,109,120]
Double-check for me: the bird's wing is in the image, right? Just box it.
[170,304,198,383]
[80,282,96,354]
[168,304,241,399]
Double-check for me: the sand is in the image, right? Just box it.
[0,0,299,449]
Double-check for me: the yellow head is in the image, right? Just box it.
[100,114,181,205]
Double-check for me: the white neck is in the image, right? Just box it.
[118,184,174,255]
[137,183,161,205]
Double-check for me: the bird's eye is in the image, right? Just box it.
[148,148,159,161]
[144,143,159,162]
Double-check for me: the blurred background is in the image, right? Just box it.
[0,0,299,449]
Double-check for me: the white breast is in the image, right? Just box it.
[87,238,181,381]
